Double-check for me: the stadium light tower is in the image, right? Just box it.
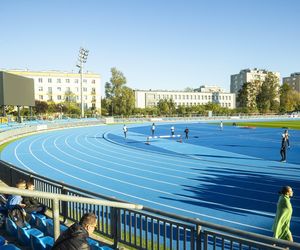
[76,47,89,118]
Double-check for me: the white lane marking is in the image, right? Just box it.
[13,137,36,172]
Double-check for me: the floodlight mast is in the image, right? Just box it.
[76,47,89,118]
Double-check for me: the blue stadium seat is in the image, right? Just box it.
[36,216,52,233]
[30,234,54,250]
[87,238,99,249]
[87,239,113,250]
[0,236,5,246]
[98,246,113,250]
[0,244,21,250]
[5,218,18,237]
[45,219,68,237]
[17,226,44,246]
[29,213,46,226]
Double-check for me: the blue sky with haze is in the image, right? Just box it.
[1,0,299,93]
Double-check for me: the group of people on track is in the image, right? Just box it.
[121,123,295,243]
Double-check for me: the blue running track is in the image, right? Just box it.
[1,122,300,241]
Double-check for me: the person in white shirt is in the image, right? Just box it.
[151,123,156,137]
[123,125,128,139]
[171,126,175,136]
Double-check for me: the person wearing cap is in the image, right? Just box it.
[272,186,294,242]
[280,132,289,163]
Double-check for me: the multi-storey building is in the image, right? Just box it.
[2,69,101,110]
[134,89,236,109]
[230,68,280,95]
[283,72,300,92]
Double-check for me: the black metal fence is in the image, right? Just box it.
[1,160,299,250]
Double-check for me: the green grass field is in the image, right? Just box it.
[225,120,300,129]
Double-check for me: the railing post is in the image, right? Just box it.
[111,207,120,249]
[196,224,202,250]
[52,198,60,241]
[61,186,68,223]
[9,166,13,186]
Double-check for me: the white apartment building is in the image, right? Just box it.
[134,89,236,109]
[3,70,101,110]
[230,68,280,95]
[283,72,300,92]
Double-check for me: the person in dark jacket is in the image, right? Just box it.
[52,213,97,250]
[184,127,189,139]
[23,181,47,214]
[280,133,289,163]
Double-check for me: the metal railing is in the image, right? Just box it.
[1,161,299,249]
[0,185,142,241]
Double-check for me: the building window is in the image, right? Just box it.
[83,79,87,83]
[186,95,189,100]
[57,78,61,83]
[38,78,43,83]
[38,86,43,91]
[48,78,52,83]
[48,87,52,93]
[178,95,181,100]
[75,79,79,83]
[39,95,43,100]
[92,80,95,84]
[83,87,87,92]
[66,79,70,83]
[57,87,61,91]
[76,87,79,92]
[85,96,88,100]
[57,95,61,100]
[66,87,70,92]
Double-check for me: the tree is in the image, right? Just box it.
[256,73,280,113]
[237,82,250,108]
[280,83,298,113]
[34,100,48,114]
[104,67,135,116]
[157,99,176,115]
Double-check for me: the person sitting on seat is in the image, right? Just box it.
[6,179,27,210]
[23,181,47,214]
[52,212,97,250]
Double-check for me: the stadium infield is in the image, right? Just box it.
[224,120,300,129]
[1,121,299,241]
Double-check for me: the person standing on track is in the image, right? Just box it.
[123,124,128,139]
[184,127,189,139]
[220,121,223,131]
[151,123,155,137]
[170,125,175,136]
[280,132,289,163]
[272,186,294,242]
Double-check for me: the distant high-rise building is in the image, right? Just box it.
[230,68,280,95]
[283,72,300,92]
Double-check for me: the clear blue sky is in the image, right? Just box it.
[1,0,299,94]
